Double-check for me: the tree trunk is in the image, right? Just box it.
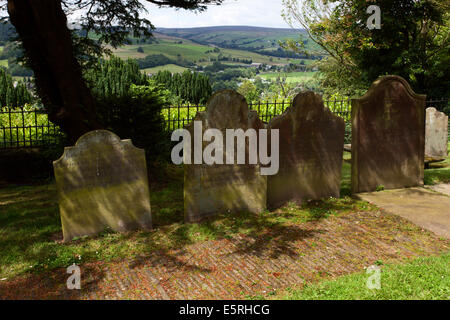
[7,0,102,144]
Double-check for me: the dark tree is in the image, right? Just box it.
[4,0,223,143]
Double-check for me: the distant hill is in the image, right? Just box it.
[154,26,321,59]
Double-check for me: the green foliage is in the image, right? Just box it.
[85,56,148,98]
[0,105,62,148]
[315,58,367,97]
[212,80,238,92]
[48,1,225,64]
[136,53,192,69]
[0,41,34,76]
[0,42,21,61]
[0,22,15,45]
[160,98,351,131]
[283,0,450,97]
[238,80,260,103]
[0,68,59,150]
[0,68,33,107]
[203,61,229,72]
[152,70,212,104]
[207,67,255,93]
[85,56,170,161]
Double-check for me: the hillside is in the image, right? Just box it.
[0,22,322,83]
[155,26,303,48]
[111,26,323,73]
[154,25,322,58]
[112,37,304,67]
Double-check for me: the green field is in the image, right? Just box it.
[142,64,188,74]
[105,27,322,79]
[110,27,317,68]
[113,38,306,66]
[155,27,299,49]
[259,71,316,83]
[155,26,323,53]
[118,41,210,61]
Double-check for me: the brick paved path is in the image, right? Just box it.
[1,209,448,299]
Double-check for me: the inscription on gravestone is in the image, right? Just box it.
[351,76,426,193]
[267,91,345,208]
[425,107,448,159]
[184,90,267,222]
[53,130,152,242]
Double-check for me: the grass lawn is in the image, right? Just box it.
[277,253,449,300]
[0,149,448,298]
[0,162,376,280]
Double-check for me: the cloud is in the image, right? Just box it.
[143,0,291,28]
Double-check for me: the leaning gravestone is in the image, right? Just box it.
[267,91,345,208]
[425,107,448,159]
[53,130,152,242]
[184,90,267,222]
[351,75,426,193]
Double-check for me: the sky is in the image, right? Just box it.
[142,0,291,29]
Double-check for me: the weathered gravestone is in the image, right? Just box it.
[425,107,448,159]
[267,91,345,208]
[53,130,152,242]
[351,75,426,193]
[184,90,267,222]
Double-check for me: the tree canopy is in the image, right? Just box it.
[282,0,450,97]
[1,0,223,143]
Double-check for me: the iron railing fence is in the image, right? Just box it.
[162,99,353,131]
[0,106,61,149]
[1,98,448,149]
[162,98,449,131]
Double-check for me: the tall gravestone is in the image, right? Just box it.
[184,90,267,222]
[351,76,426,193]
[53,130,152,242]
[267,91,345,208]
[425,107,448,159]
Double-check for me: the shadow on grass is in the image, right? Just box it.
[0,262,107,300]
[0,160,371,297]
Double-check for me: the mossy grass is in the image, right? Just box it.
[0,162,374,280]
[273,253,449,300]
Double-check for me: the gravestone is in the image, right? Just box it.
[351,76,426,193]
[53,130,152,242]
[184,90,267,222]
[425,107,448,159]
[267,91,345,208]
